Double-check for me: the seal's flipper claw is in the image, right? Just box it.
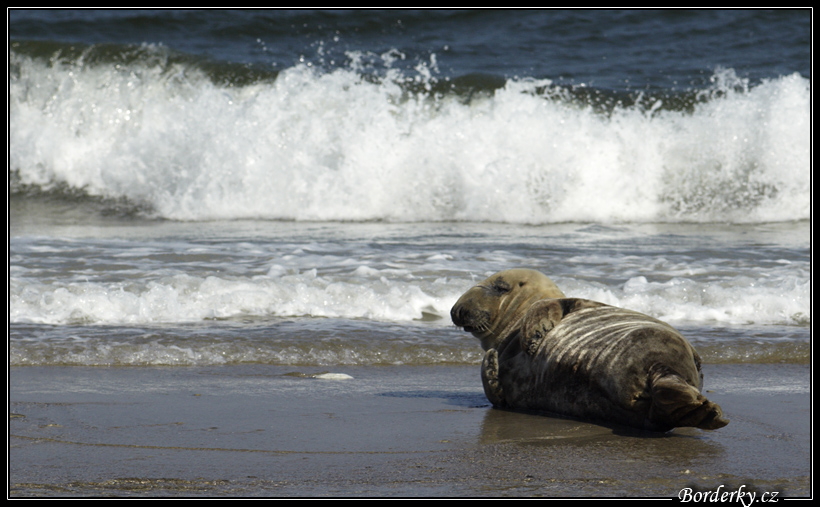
[481,349,505,407]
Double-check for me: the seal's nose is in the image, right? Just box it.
[451,304,490,333]
[450,304,464,326]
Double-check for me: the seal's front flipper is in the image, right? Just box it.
[520,299,564,355]
[481,349,505,407]
[647,364,729,430]
[520,298,610,356]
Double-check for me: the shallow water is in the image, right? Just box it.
[9,215,811,367]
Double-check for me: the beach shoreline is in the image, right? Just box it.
[8,362,811,497]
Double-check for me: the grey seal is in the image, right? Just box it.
[451,269,729,431]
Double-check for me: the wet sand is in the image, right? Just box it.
[8,363,811,497]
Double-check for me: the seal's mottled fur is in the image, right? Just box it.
[451,269,728,431]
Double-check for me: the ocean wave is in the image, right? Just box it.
[9,266,809,328]
[9,41,810,224]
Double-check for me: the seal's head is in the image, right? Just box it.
[450,269,565,351]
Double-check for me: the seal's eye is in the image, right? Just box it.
[492,279,512,294]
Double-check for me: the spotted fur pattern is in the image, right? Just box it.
[452,270,729,432]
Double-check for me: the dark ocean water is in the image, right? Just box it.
[8,9,811,367]
[9,9,810,90]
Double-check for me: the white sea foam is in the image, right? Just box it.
[9,265,809,328]
[10,48,810,224]
[571,274,810,327]
[9,271,454,325]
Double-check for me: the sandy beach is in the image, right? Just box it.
[8,362,811,498]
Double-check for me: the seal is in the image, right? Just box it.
[451,270,729,431]
[449,269,566,352]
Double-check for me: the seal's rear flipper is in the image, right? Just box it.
[647,364,729,430]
